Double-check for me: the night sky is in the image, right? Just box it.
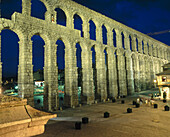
[0,0,170,78]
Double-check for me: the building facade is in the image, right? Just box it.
[156,63,170,99]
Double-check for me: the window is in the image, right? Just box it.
[162,76,167,82]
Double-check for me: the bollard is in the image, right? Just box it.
[82,117,89,124]
[75,122,81,130]
[127,108,132,113]
[133,101,136,105]
[104,112,110,118]
[121,100,125,104]
[164,105,169,111]
[136,103,140,108]
[163,99,167,103]
[112,98,116,103]
[154,104,158,108]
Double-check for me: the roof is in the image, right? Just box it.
[156,69,170,76]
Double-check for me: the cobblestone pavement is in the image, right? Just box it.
[35,89,170,137]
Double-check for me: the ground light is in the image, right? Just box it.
[14,86,18,90]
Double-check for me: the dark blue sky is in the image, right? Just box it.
[0,0,170,78]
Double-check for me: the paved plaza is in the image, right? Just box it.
[35,89,170,137]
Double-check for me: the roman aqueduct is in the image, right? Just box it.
[0,0,169,111]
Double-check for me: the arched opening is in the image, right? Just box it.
[73,14,83,37]
[139,58,143,90]
[1,29,19,94]
[55,8,66,26]
[76,43,82,103]
[121,32,125,49]
[152,44,154,55]
[31,0,47,20]
[136,38,138,51]
[1,0,22,19]
[56,39,65,107]
[150,60,154,88]
[104,48,109,98]
[31,35,45,72]
[132,55,137,92]
[89,20,96,40]
[115,50,120,96]
[31,34,45,109]
[129,35,132,51]
[144,58,148,89]
[113,29,116,47]
[91,46,97,99]
[102,25,107,45]
[147,43,149,54]
[142,41,144,53]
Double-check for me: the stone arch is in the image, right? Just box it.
[55,35,71,49]
[138,55,144,90]
[89,19,96,41]
[91,45,97,99]
[142,40,144,53]
[31,34,45,74]
[1,28,23,43]
[121,31,125,49]
[73,13,83,37]
[55,38,65,107]
[147,42,149,54]
[75,42,82,103]
[104,47,109,98]
[56,38,65,70]
[28,31,50,46]
[75,42,82,68]
[73,39,85,49]
[39,0,51,11]
[1,28,20,80]
[112,29,117,47]
[149,58,154,88]
[136,38,138,51]
[72,11,85,23]
[0,19,24,42]
[102,24,107,45]
[144,56,149,89]
[129,35,132,51]
[55,8,67,26]
[115,48,125,56]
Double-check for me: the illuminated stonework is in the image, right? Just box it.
[0,0,169,111]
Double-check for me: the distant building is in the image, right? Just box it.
[156,63,170,99]
[58,69,64,86]
[33,69,44,81]
[33,69,44,88]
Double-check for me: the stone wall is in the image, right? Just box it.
[0,0,169,111]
